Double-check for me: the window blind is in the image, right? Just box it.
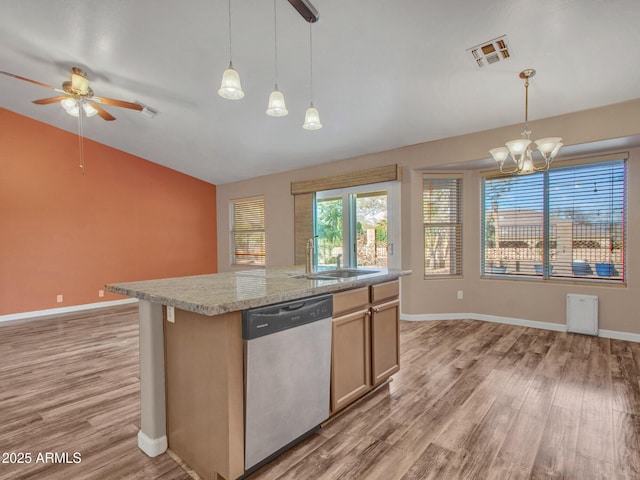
[548,160,625,280]
[230,197,266,266]
[482,173,543,276]
[423,176,463,277]
[481,158,626,282]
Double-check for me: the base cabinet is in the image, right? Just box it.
[330,280,400,414]
[331,308,371,412]
[371,299,400,386]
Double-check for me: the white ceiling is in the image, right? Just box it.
[2,0,639,185]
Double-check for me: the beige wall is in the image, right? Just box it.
[217,99,640,334]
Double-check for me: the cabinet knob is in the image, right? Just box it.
[372,307,381,313]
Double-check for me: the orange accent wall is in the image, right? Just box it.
[0,108,217,316]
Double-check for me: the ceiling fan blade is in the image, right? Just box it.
[93,96,143,111]
[90,102,116,121]
[32,96,69,105]
[1,71,59,90]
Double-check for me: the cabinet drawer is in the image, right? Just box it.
[370,280,399,304]
[333,287,369,316]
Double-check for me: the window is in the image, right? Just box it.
[423,175,463,277]
[315,181,400,269]
[481,157,626,282]
[230,196,265,266]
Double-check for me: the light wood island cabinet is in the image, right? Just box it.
[107,267,409,480]
[330,280,400,414]
[370,281,401,386]
[330,287,371,412]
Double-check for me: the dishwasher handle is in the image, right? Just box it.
[280,302,306,312]
[243,295,333,340]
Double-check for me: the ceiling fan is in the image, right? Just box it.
[0,66,142,121]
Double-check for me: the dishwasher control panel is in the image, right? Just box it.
[242,295,333,340]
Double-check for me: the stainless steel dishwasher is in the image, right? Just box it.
[242,294,333,474]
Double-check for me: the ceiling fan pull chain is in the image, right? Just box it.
[78,108,85,174]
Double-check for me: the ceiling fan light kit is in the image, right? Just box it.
[489,68,562,175]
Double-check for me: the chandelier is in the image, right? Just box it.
[489,69,562,175]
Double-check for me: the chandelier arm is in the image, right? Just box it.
[532,157,552,172]
[499,162,520,175]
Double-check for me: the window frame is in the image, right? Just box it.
[422,173,463,278]
[229,196,266,267]
[480,155,627,284]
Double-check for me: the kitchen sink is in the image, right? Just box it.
[295,269,380,280]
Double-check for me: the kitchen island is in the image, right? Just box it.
[106,266,410,480]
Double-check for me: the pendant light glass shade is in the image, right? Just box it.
[218,63,244,99]
[266,0,288,117]
[302,103,322,130]
[266,87,288,116]
[303,23,322,130]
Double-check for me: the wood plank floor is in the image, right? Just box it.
[2,306,640,479]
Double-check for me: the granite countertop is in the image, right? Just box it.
[105,266,411,316]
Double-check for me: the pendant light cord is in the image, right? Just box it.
[273,0,279,87]
[228,0,233,63]
[309,22,314,103]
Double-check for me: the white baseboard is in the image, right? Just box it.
[400,312,640,343]
[0,298,139,324]
[137,430,167,458]
[598,329,640,343]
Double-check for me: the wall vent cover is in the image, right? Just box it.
[467,35,511,68]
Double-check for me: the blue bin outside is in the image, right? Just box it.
[595,263,617,276]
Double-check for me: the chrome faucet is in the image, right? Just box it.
[336,254,342,270]
[305,238,315,274]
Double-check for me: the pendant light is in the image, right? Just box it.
[489,69,562,175]
[266,0,288,116]
[218,0,244,100]
[303,22,322,130]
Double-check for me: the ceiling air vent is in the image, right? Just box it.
[467,35,511,68]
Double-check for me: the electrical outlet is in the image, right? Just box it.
[457,290,463,300]
[56,294,63,303]
[166,306,175,323]
[98,290,104,298]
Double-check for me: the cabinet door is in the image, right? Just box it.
[371,299,400,386]
[331,308,371,413]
